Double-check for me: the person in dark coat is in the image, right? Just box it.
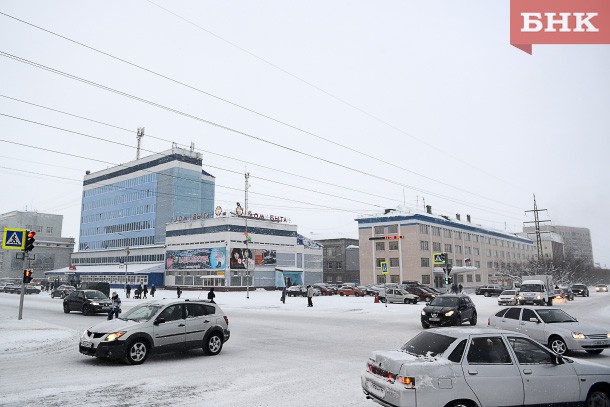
[143,284,148,299]
[306,285,314,307]
[458,283,463,293]
[177,286,182,298]
[281,286,287,304]
[126,284,131,298]
[150,284,156,298]
[207,287,216,303]
[107,292,121,320]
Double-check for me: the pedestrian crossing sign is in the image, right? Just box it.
[433,252,447,265]
[2,228,27,251]
[380,261,388,275]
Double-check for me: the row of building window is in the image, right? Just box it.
[25,225,53,234]
[80,220,155,237]
[81,204,156,224]
[79,235,156,251]
[419,224,531,249]
[79,274,149,285]
[84,174,157,198]
[72,254,165,265]
[82,189,155,211]
[326,261,342,269]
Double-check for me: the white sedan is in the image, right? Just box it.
[361,327,610,407]
[378,288,419,304]
[488,306,610,355]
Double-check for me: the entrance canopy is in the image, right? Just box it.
[433,266,478,275]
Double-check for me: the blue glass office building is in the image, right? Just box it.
[78,147,215,252]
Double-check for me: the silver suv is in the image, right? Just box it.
[79,299,230,364]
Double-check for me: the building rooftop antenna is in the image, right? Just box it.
[136,127,145,160]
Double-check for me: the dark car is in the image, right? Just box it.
[24,284,40,295]
[404,286,436,302]
[420,294,477,329]
[557,287,575,301]
[570,284,589,297]
[51,285,76,299]
[422,285,442,295]
[63,290,112,315]
[4,283,22,294]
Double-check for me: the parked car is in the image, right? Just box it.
[78,282,110,298]
[286,285,306,297]
[24,284,40,295]
[63,290,112,315]
[498,289,519,306]
[420,294,477,329]
[338,285,365,296]
[313,284,334,296]
[51,285,76,299]
[361,327,610,407]
[79,299,230,365]
[403,286,435,302]
[2,283,21,294]
[475,284,504,297]
[378,288,419,304]
[571,283,589,297]
[488,306,610,355]
[596,284,608,292]
[421,285,442,295]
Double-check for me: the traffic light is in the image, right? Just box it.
[445,276,453,285]
[25,230,36,252]
[23,269,33,284]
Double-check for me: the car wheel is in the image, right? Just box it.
[380,297,387,303]
[339,293,344,296]
[549,336,569,356]
[63,303,70,313]
[421,321,430,329]
[585,389,610,407]
[453,316,462,326]
[447,401,476,407]
[470,312,477,325]
[483,292,490,297]
[586,349,604,355]
[125,339,149,365]
[204,332,223,356]
[82,305,91,316]
[412,299,418,304]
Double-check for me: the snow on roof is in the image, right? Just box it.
[45,263,164,274]
[346,245,359,249]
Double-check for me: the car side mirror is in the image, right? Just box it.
[154,317,165,326]
[529,318,540,324]
[425,302,430,306]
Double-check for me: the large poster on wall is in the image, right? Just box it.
[166,248,226,270]
[230,248,276,270]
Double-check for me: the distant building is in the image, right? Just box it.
[523,225,593,265]
[517,231,564,262]
[313,238,359,285]
[357,208,536,289]
[165,214,323,289]
[0,211,74,280]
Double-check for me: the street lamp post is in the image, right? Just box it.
[117,232,129,293]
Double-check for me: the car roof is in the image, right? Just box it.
[132,298,218,307]
[436,294,470,298]
[430,327,530,338]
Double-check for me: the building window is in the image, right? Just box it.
[421,257,430,267]
[390,258,399,267]
[420,241,429,251]
[421,274,431,285]
[419,224,429,234]
[376,242,385,251]
[46,227,53,234]
[475,235,480,243]
[327,276,333,283]
[444,244,452,253]
[432,242,441,251]
[475,274,481,282]
[456,259,463,266]
[390,275,399,283]
[465,233,471,241]
[465,246,471,255]
[455,246,462,254]
[457,275,464,283]
[328,262,333,269]
[337,275,343,283]
[474,248,480,256]
[376,275,385,284]
[486,249,492,257]
[36,226,42,233]
[487,261,493,268]
[388,225,398,234]
[466,274,473,283]
[493,262,499,269]
[443,229,452,238]
[374,226,384,235]
[455,231,462,240]
[432,227,441,237]
[336,262,342,269]
[475,260,481,268]
[389,241,398,251]
[376,258,385,267]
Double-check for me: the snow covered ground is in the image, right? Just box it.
[1,288,609,406]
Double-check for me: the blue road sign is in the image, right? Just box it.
[380,261,388,275]
[2,228,27,251]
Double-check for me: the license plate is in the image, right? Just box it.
[595,341,607,345]
[430,317,440,321]
[81,340,92,348]
[368,381,385,398]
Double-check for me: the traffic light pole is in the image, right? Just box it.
[17,251,27,320]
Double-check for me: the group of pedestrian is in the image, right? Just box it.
[280,283,315,307]
[450,283,464,294]
[126,283,156,299]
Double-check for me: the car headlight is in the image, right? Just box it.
[445,310,455,317]
[607,333,610,339]
[516,295,521,300]
[81,329,88,337]
[90,302,99,306]
[536,295,541,300]
[572,332,586,340]
[421,310,426,316]
[104,331,127,342]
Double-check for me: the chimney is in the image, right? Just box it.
[426,205,432,214]
[85,170,90,175]
[467,214,471,223]
[456,213,461,221]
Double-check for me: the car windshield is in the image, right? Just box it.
[430,297,459,307]
[572,285,585,289]
[501,290,516,295]
[120,304,162,322]
[597,285,606,288]
[535,309,577,323]
[401,331,457,357]
[520,284,543,292]
[84,290,107,299]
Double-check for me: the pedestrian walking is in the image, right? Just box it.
[281,285,287,304]
[207,287,216,303]
[143,284,148,299]
[107,292,121,320]
[306,285,314,307]
[177,286,182,298]
[126,284,131,298]
[150,284,156,298]
[458,283,463,293]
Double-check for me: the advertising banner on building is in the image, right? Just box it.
[230,248,276,270]
[166,248,226,270]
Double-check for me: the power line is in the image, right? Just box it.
[0,53,525,218]
[0,9,526,211]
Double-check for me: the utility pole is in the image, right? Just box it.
[245,172,250,299]
[136,127,145,160]
[524,194,551,263]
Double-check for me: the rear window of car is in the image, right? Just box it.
[401,332,457,357]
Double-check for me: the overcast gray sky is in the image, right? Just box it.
[1,1,609,266]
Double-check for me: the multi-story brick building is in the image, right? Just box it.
[523,225,593,265]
